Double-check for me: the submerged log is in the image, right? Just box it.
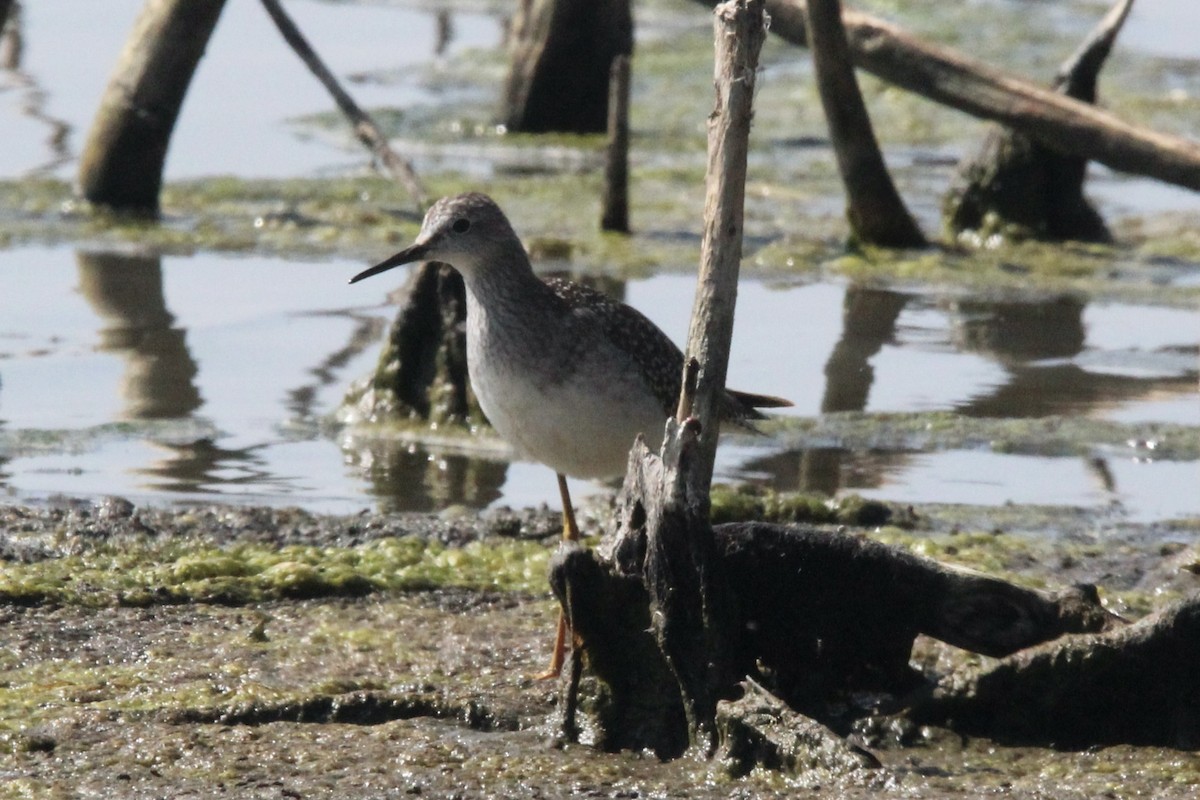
[944,0,1132,241]
[77,0,227,214]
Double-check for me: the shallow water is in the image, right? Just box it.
[1,1,1198,523]
[0,246,1195,522]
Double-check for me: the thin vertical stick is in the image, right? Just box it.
[601,53,631,233]
[681,0,767,497]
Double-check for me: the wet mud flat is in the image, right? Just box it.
[2,499,1198,798]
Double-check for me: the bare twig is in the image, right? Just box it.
[260,0,427,209]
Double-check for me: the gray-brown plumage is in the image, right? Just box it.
[352,191,789,677]
[351,192,789,482]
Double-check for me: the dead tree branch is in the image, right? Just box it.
[260,0,426,210]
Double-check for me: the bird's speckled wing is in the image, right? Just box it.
[543,277,684,417]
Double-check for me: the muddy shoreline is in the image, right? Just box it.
[1,497,1197,798]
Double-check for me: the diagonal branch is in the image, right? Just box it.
[260,0,427,209]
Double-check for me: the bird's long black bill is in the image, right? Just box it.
[349,242,429,284]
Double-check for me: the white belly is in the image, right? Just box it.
[468,333,667,479]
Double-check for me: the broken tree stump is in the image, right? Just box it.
[553,520,1122,756]
[944,0,1132,242]
[343,261,478,427]
[500,0,632,133]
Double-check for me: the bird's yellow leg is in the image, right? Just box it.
[538,474,580,679]
[557,472,581,541]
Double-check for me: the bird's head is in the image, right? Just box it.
[350,193,518,284]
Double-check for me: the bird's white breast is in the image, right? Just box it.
[466,302,667,480]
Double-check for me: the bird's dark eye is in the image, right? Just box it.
[452,218,471,234]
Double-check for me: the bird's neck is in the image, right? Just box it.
[460,257,555,321]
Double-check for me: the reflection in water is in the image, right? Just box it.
[821,286,908,413]
[136,438,272,496]
[948,295,1196,418]
[949,296,1085,361]
[781,286,914,497]
[0,2,72,176]
[344,439,507,513]
[76,251,202,419]
[743,286,1196,503]
[286,312,387,419]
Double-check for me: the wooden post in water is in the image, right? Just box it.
[77,0,227,214]
[601,54,631,233]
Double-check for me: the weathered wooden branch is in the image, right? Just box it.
[806,0,925,246]
[77,0,228,214]
[945,0,1133,242]
[259,0,426,210]
[693,0,1200,191]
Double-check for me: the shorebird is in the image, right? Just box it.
[351,192,788,676]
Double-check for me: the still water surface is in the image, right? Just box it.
[0,247,1195,521]
[1,1,1197,522]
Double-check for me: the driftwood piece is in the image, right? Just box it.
[501,0,632,133]
[911,593,1200,749]
[76,0,228,214]
[556,521,1121,754]
[944,0,1132,242]
[806,0,925,247]
[260,0,426,210]
[693,0,1200,191]
[600,54,631,233]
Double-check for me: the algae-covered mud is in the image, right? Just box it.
[1,500,1199,798]
[2,0,1199,796]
